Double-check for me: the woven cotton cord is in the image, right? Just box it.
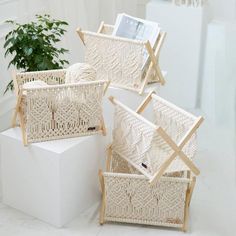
[65,63,97,84]
[173,0,206,7]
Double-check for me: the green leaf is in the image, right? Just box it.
[23,47,33,56]
[3,13,69,90]
[4,80,14,94]
[3,38,13,48]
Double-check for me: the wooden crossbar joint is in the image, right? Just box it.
[156,64,165,85]
[136,90,156,114]
[145,40,165,86]
[150,117,203,184]
[76,27,85,45]
[154,32,166,85]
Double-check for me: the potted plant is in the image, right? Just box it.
[3,14,69,93]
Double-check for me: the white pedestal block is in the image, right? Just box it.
[0,84,166,227]
[201,21,236,129]
[0,128,110,227]
[146,0,208,108]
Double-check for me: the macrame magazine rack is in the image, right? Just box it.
[77,22,166,94]
[99,92,203,231]
[12,69,109,145]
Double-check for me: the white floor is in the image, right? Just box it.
[0,121,235,236]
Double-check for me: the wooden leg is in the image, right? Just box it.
[11,108,18,128]
[155,63,165,85]
[106,145,112,171]
[12,92,23,128]
[101,116,106,136]
[18,108,27,146]
[98,170,106,225]
[188,176,196,207]
[182,185,192,232]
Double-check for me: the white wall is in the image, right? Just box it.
[210,0,236,20]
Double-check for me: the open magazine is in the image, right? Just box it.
[112,13,161,69]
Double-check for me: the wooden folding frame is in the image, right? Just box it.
[76,22,166,94]
[109,92,203,183]
[11,71,110,145]
[98,149,197,231]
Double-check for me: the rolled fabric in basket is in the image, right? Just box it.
[22,80,48,95]
[22,80,48,89]
[65,63,97,84]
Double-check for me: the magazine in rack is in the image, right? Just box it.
[112,13,161,69]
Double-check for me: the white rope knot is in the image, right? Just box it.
[65,63,97,84]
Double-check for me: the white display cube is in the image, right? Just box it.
[0,128,110,227]
[0,84,165,227]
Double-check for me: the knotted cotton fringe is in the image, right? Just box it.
[173,0,206,7]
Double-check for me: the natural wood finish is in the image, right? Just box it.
[150,118,203,184]
[188,176,196,206]
[18,106,27,146]
[103,81,110,95]
[101,116,106,136]
[182,187,191,232]
[151,93,197,120]
[145,40,165,86]
[136,91,155,114]
[97,21,105,33]
[145,41,159,78]
[77,24,166,94]
[155,32,167,61]
[76,27,85,45]
[182,174,196,232]
[13,70,107,144]
[106,145,112,172]
[11,90,23,128]
[98,170,106,225]
[110,94,203,184]
[80,29,145,45]
[109,96,158,130]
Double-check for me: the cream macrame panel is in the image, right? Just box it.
[21,81,106,143]
[152,96,197,171]
[103,171,188,227]
[16,69,66,88]
[110,150,185,178]
[112,101,197,178]
[84,33,145,92]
